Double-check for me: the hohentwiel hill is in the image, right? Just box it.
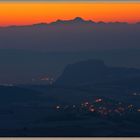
[55,59,140,87]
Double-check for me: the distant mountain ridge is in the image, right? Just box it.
[1,17,139,28]
[0,17,139,84]
[51,17,94,25]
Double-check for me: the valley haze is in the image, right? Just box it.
[0,17,140,84]
[0,16,140,137]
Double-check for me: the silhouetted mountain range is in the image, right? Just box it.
[55,59,140,86]
[51,17,94,25]
[0,17,139,52]
[1,17,139,28]
[0,17,139,84]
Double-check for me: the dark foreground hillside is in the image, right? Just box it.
[0,85,140,136]
[1,60,140,136]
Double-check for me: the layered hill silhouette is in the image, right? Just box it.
[0,17,139,52]
[51,17,94,25]
[0,86,41,106]
[1,17,134,28]
[0,17,139,84]
[55,59,140,86]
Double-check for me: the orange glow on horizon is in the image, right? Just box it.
[0,2,140,26]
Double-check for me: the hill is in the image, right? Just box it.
[55,59,140,86]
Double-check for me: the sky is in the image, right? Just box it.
[0,1,140,26]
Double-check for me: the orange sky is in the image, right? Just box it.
[0,2,140,26]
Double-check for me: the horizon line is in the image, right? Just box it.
[1,17,140,27]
